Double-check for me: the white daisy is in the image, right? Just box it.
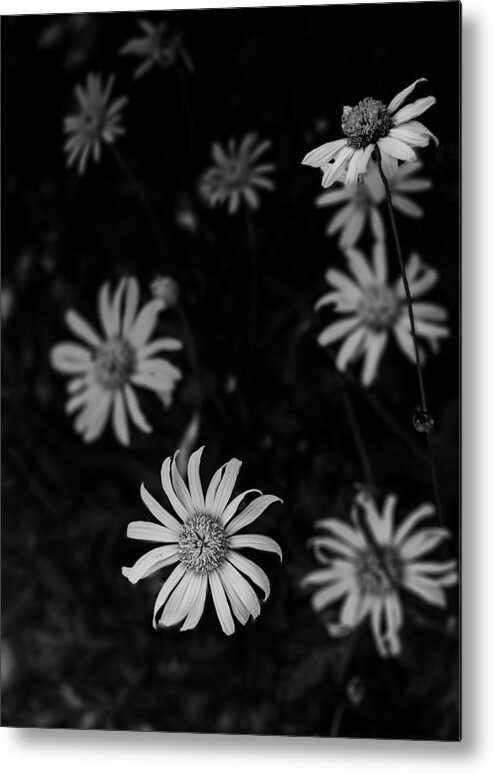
[303,490,458,658]
[63,73,128,175]
[199,134,276,215]
[316,242,449,386]
[120,19,192,80]
[302,78,438,188]
[122,448,282,634]
[50,277,182,445]
[316,161,432,248]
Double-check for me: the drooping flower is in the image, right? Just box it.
[63,73,128,175]
[199,134,276,215]
[122,448,282,634]
[316,161,432,248]
[315,243,449,386]
[120,19,192,79]
[303,490,458,657]
[302,78,438,189]
[50,277,182,445]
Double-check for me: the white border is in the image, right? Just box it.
[2,0,492,770]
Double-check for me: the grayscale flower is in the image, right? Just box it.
[50,277,182,445]
[63,73,128,175]
[199,134,275,214]
[303,490,458,658]
[302,78,438,188]
[316,161,432,248]
[122,448,282,634]
[315,243,449,386]
[120,19,192,79]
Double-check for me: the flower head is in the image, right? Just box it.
[315,243,449,386]
[122,448,282,634]
[120,19,192,79]
[316,161,432,248]
[63,73,128,175]
[302,78,438,189]
[303,490,458,657]
[150,276,180,309]
[199,134,275,215]
[50,277,182,445]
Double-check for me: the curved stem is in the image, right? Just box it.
[373,145,428,415]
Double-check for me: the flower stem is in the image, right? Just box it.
[329,699,346,737]
[374,145,442,526]
[374,146,429,416]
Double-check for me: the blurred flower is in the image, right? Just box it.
[316,161,432,247]
[199,134,275,214]
[63,73,128,175]
[303,490,458,657]
[302,78,438,188]
[346,676,365,706]
[50,277,182,445]
[122,448,282,634]
[150,276,180,309]
[315,243,449,386]
[120,19,192,79]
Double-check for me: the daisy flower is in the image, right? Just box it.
[199,134,275,215]
[50,277,182,445]
[302,78,438,189]
[122,448,282,634]
[303,490,458,657]
[120,19,192,79]
[63,73,128,175]
[316,242,449,386]
[316,161,432,248]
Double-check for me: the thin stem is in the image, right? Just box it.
[374,145,428,415]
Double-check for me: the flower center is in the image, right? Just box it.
[358,284,399,330]
[341,98,392,149]
[93,337,135,390]
[178,514,228,574]
[356,548,401,596]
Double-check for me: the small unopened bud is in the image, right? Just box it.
[150,276,179,309]
[413,409,434,434]
[346,676,365,707]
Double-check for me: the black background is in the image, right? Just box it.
[1,2,460,738]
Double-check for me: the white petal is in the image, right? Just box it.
[180,573,208,631]
[211,458,242,517]
[387,78,427,114]
[124,385,152,433]
[377,136,418,162]
[161,456,189,521]
[226,550,270,600]
[128,299,164,347]
[187,446,206,514]
[228,534,282,560]
[97,282,113,338]
[171,452,195,513]
[345,247,375,286]
[126,521,179,543]
[220,562,260,623]
[220,489,262,527]
[51,343,93,374]
[392,96,436,126]
[138,337,183,359]
[336,327,367,371]
[122,545,178,584]
[302,137,347,168]
[112,390,129,445]
[209,571,235,635]
[402,574,447,607]
[361,331,387,386]
[122,277,140,336]
[311,580,351,612]
[151,564,186,628]
[373,242,388,282]
[226,494,282,535]
[393,504,435,546]
[140,483,182,533]
[65,309,101,347]
[318,316,360,348]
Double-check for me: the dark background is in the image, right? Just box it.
[1,2,460,738]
